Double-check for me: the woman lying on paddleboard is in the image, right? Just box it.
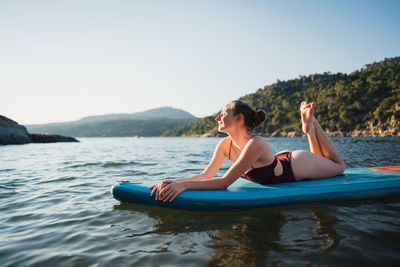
[150,100,345,202]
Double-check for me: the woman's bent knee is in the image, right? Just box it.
[337,162,346,175]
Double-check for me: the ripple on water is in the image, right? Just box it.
[186,153,202,157]
[36,176,77,184]
[102,161,156,168]
[178,168,204,174]
[188,160,202,164]
[65,162,102,169]
[0,168,16,172]
[120,170,149,176]
[64,161,158,169]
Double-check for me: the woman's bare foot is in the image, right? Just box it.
[300,102,315,135]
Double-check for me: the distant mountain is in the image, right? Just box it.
[26,106,197,137]
[28,118,196,137]
[76,106,196,123]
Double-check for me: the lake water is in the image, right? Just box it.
[1,137,400,266]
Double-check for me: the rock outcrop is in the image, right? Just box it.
[28,133,79,143]
[0,116,32,144]
[0,115,78,145]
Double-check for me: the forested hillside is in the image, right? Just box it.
[28,119,194,137]
[26,107,196,137]
[165,57,400,137]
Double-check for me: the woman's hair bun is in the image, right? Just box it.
[229,100,266,130]
[253,110,266,127]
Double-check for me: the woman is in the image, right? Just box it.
[150,101,345,202]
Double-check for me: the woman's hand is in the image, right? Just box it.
[159,181,186,202]
[149,180,171,200]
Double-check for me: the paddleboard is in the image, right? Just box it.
[111,166,400,210]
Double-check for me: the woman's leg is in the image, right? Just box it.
[292,102,345,180]
[301,102,323,157]
[313,117,345,166]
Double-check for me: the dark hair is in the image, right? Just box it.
[228,100,266,131]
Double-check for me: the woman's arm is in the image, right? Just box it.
[149,137,229,199]
[177,137,229,182]
[159,137,266,201]
[183,137,264,189]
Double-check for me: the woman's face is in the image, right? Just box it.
[215,105,236,132]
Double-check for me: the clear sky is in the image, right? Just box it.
[1,0,399,124]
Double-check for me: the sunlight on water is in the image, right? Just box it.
[0,137,399,266]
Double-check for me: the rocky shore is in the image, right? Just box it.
[268,130,399,137]
[184,123,400,138]
[0,115,79,145]
[271,117,399,137]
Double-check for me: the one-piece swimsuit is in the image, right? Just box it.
[228,137,295,185]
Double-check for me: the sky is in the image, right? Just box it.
[1,0,400,125]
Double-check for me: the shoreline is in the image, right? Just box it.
[181,130,400,138]
[178,123,399,138]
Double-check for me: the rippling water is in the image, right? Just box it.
[1,137,400,266]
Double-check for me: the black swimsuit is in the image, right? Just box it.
[228,138,295,185]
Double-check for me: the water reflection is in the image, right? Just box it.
[278,207,341,254]
[114,203,345,266]
[204,210,285,267]
[311,208,341,252]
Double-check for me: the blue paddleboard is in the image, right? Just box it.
[111,166,400,210]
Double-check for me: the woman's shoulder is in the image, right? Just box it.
[246,135,269,150]
[217,137,232,149]
[217,136,231,144]
[250,135,267,144]
[212,136,231,149]
[213,137,232,158]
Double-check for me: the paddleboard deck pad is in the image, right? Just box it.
[111,166,400,210]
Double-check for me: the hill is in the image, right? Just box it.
[28,118,195,137]
[165,57,400,137]
[26,107,197,137]
[76,106,195,123]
